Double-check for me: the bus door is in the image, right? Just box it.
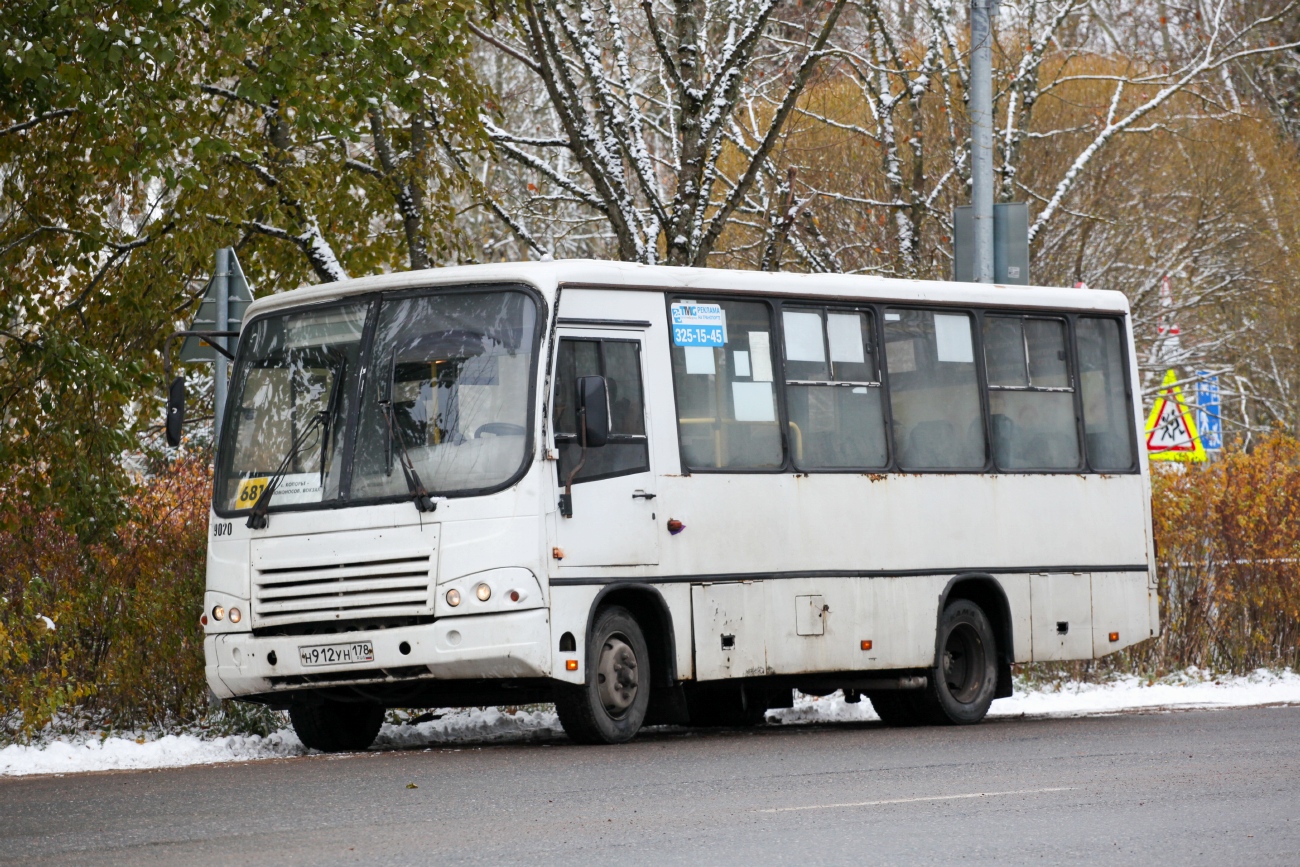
[550,329,660,566]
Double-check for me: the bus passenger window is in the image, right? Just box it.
[781,307,887,469]
[983,316,1081,470]
[670,299,782,469]
[554,338,649,483]
[1076,317,1136,471]
[883,309,986,469]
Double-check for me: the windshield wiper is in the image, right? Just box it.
[246,360,346,530]
[380,401,436,514]
[245,411,327,530]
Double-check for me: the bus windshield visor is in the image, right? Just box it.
[350,290,538,500]
[216,303,368,513]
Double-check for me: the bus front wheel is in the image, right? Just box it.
[289,700,384,752]
[554,606,651,744]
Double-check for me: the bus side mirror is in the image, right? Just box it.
[576,375,609,447]
[165,376,186,447]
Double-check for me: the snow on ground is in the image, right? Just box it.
[771,668,1300,726]
[3,670,1297,778]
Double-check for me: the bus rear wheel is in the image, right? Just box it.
[869,599,998,727]
[684,685,769,727]
[554,606,650,744]
[289,700,384,752]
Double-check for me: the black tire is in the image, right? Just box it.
[554,606,651,744]
[866,690,923,727]
[684,685,769,727]
[911,599,999,725]
[289,700,384,752]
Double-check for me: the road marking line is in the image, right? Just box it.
[756,787,1076,813]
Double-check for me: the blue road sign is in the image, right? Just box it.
[1196,371,1222,451]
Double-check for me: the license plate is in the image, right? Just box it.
[298,640,374,667]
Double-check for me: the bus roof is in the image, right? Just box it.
[242,259,1131,320]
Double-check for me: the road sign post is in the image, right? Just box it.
[214,248,230,440]
[174,248,254,444]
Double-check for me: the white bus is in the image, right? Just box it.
[195,260,1157,751]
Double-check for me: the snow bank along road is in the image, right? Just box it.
[3,705,1299,866]
[5,670,1298,777]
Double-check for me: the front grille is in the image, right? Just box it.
[252,554,434,628]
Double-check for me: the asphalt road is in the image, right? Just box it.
[3,705,1298,866]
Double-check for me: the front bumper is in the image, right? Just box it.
[205,608,552,699]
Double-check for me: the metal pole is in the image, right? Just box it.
[214,247,230,443]
[970,0,994,283]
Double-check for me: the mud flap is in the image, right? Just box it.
[995,660,1013,699]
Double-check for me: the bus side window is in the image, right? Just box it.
[883,309,986,470]
[982,315,1081,470]
[554,338,649,483]
[781,306,888,469]
[669,299,783,470]
[1076,317,1136,471]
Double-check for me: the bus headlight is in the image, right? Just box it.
[212,605,225,621]
[228,607,242,624]
[475,583,492,602]
[446,588,461,607]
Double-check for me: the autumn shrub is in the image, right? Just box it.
[0,457,211,742]
[1028,433,1300,683]
[1147,435,1300,672]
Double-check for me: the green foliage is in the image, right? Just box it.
[1,0,484,540]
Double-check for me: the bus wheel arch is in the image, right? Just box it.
[937,574,1014,700]
[583,584,678,688]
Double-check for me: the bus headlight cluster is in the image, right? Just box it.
[445,584,493,607]
[210,605,241,623]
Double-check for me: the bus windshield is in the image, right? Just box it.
[215,288,539,514]
[216,303,368,513]
[350,289,538,500]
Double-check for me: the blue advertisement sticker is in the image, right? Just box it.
[671,302,726,347]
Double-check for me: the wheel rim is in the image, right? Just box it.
[942,622,986,704]
[596,634,639,719]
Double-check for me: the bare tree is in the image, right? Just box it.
[458,0,852,264]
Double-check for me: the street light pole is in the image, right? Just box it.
[970,0,994,284]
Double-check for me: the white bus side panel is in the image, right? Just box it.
[1029,573,1093,660]
[1090,571,1157,656]
[693,576,942,680]
[652,473,1148,577]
